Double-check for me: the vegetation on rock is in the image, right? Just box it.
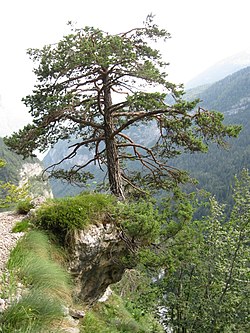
[1,16,249,333]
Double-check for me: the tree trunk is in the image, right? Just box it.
[103,72,125,200]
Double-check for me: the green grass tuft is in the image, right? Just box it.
[0,289,64,332]
[1,230,73,332]
[30,192,116,242]
[12,218,31,232]
[7,230,72,302]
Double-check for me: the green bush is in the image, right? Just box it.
[15,198,34,214]
[31,193,116,241]
[116,200,162,245]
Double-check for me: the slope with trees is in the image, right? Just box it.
[1,17,249,331]
[156,170,250,332]
[170,66,250,207]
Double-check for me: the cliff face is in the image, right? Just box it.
[67,223,130,304]
[19,162,53,199]
[0,136,52,200]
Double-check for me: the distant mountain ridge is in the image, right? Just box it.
[172,65,250,208]
[185,66,250,114]
[186,50,250,89]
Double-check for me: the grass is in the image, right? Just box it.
[1,193,165,332]
[30,192,116,243]
[80,293,164,333]
[0,289,64,333]
[12,218,31,232]
[0,230,73,332]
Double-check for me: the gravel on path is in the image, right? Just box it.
[0,211,25,275]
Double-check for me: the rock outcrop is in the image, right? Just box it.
[19,162,53,199]
[67,223,129,304]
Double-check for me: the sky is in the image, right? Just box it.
[0,0,250,133]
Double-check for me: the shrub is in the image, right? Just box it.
[31,192,116,241]
[116,200,162,245]
[15,198,34,214]
[12,219,31,232]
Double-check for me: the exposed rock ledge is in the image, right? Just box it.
[67,223,130,304]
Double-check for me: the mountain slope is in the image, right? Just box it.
[173,66,250,206]
[186,50,250,88]
[0,138,52,199]
[186,66,250,114]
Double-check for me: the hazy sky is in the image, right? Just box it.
[0,0,250,131]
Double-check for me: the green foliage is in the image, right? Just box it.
[116,200,162,245]
[0,290,64,333]
[1,230,72,332]
[157,170,250,333]
[15,197,34,214]
[80,293,164,333]
[0,158,28,209]
[29,192,115,241]
[113,269,160,314]
[7,231,72,300]
[12,218,31,233]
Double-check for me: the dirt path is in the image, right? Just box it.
[0,211,24,275]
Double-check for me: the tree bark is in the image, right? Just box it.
[103,71,125,200]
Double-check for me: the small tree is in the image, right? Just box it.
[5,16,240,199]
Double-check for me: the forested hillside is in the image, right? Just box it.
[173,66,250,206]
[0,138,30,184]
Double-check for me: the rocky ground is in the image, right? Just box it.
[0,211,24,276]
